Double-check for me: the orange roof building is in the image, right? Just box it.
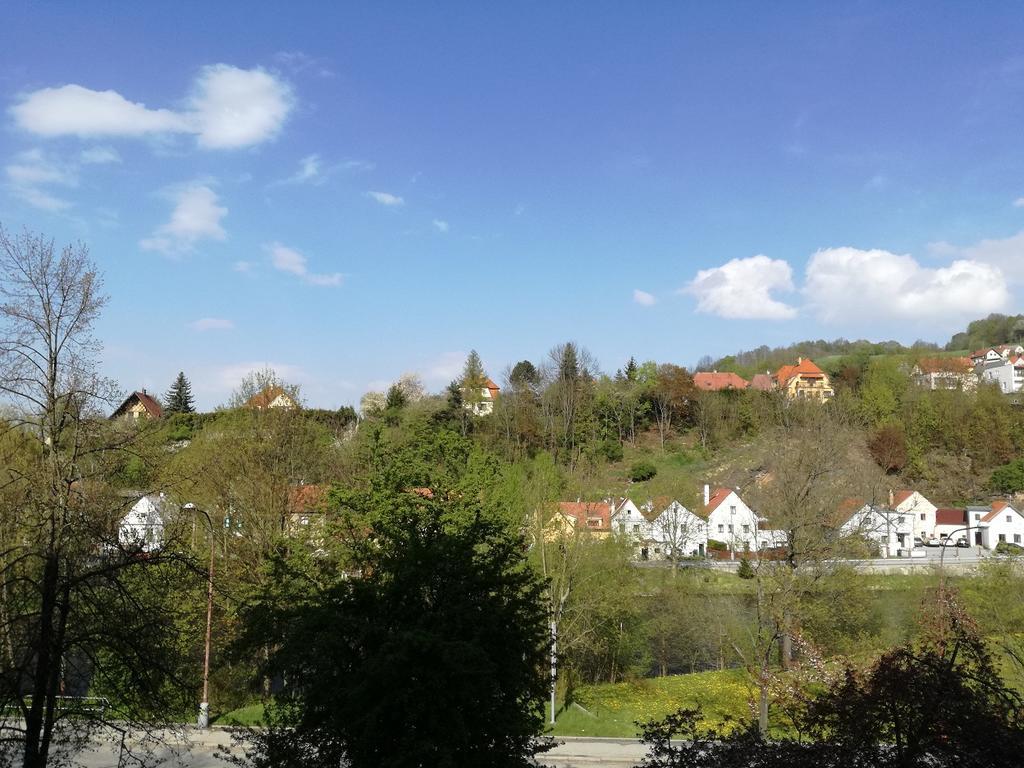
[111,390,164,421]
[693,371,749,392]
[774,358,834,402]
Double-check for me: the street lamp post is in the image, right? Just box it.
[939,526,972,570]
[184,503,215,729]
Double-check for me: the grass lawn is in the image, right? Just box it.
[214,702,265,726]
[547,668,751,738]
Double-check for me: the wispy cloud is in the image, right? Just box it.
[432,219,449,233]
[11,64,293,150]
[189,317,234,331]
[271,155,375,187]
[365,190,404,207]
[4,149,76,210]
[266,241,342,286]
[633,289,656,307]
[79,146,121,164]
[1014,197,1024,208]
[139,183,227,255]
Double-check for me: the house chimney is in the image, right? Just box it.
[703,484,710,507]
[797,357,802,364]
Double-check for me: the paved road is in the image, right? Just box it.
[45,729,648,767]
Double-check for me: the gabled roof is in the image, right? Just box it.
[244,386,294,409]
[111,391,164,419]
[893,490,914,507]
[693,372,748,391]
[703,487,735,516]
[935,508,966,526]
[557,501,611,531]
[749,373,774,391]
[776,358,827,387]
[981,500,1018,523]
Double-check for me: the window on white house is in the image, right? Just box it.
[1007,515,1013,523]
[999,534,1007,542]
[1016,534,1022,544]
[920,513,925,521]
[730,505,736,515]
[633,524,640,533]
[742,525,750,534]
[718,524,724,533]
[975,514,981,521]
[728,524,734,533]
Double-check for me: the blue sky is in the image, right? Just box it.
[3,2,1024,409]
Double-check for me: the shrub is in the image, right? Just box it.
[629,461,657,482]
[597,439,624,463]
[995,541,1024,556]
[990,459,1024,494]
[707,539,728,552]
[736,558,755,579]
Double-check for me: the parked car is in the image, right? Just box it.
[925,537,942,547]
[955,537,969,548]
[913,536,926,548]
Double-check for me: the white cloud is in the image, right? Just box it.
[4,149,76,210]
[139,184,227,254]
[366,191,404,206]
[633,289,656,306]
[684,255,797,319]
[266,242,342,287]
[952,231,1024,283]
[432,219,449,233]
[190,317,234,331]
[211,361,306,393]
[803,246,1009,323]
[79,146,121,164]
[1012,197,1024,208]
[10,65,293,150]
[189,64,293,149]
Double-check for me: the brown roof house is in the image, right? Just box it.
[111,390,163,421]
[693,371,748,392]
[244,386,298,410]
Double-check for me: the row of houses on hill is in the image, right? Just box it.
[553,484,1024,562]
[909,345,1024,394]
[110,386,300,421]
[694,358,835,402]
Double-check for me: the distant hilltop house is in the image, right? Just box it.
[774,357,834,401]
[464,377,500,416]
[244,386,298,410]
[971,346,1024,395]
[111,390,163,421]
[912,357,977,391]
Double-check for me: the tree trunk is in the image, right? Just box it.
[758,679,769,738]
[23,553,60,768]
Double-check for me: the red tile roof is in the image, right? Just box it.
[289,484,325,513]
[693,372,748,391]
[893,490,914,507]
[935,508,966,526]
[916,357,972,374]
[557,501,611,531]
[749,373,774,391]
[981,501,1016,523]
[484,378,500,398]
[775,358,827,387]
[245,386,293,409]
[703,487,734,515]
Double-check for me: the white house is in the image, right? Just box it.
[649,500,708,559]
[464,377,501,416]
[703,485,762,554]
[933,508,968,542]
[975,501,1024,550]
[610,497,653,556]
[119,493,168,552]
[839,502,914,557]
[892,490,937,541]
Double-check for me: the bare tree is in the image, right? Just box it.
[0,228,192,767]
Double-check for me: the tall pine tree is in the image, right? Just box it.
[163,371,195,414]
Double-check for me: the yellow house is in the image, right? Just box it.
[774,358,834,401]
[110,390,164,421]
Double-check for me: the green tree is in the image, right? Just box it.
[991,459,1024,494]
[163,370,196,414]
[238,477,551,768]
